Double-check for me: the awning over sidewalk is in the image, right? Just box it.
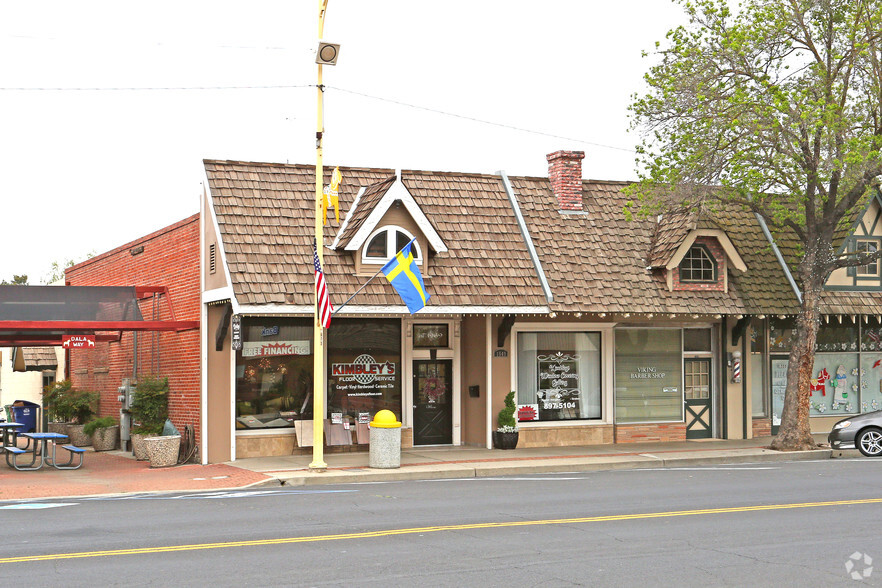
[0,285,199,346]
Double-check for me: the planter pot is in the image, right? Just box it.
[91,426,119,451]
[48,422,69,435]
[493,430,519,450]
[67,424,92,447]
[143,435,181,468]
[130,433,150,460]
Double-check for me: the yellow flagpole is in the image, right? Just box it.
[310,0,329,471]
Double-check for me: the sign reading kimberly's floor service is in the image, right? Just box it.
[332,354,397,398]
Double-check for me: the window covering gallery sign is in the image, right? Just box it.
[241,340,310,357]
[520,351,581,421]
[62,335,95,349]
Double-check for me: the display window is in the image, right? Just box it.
[328,318,401,421]
[614,328,683,423]
[769,317,874,418]
[515,331,602,422]
[235,318,313,429]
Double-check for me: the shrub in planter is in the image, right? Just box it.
[129,376,169,459]
[493,391,519,450]
[42,379,74,425]
[43,381,98,445]
[84,417,119,451]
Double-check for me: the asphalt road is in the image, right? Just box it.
[1,457,880,587]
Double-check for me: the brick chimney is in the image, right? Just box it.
[547,150,585,211]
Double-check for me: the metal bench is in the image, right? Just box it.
[52,444,86,470]
[4,446,41,471]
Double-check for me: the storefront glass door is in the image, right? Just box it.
[413,359,452,445]
[684,358,712,439]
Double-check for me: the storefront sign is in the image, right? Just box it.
[231,314,242,351]
[331,412,343,424]
[241,340,310,357]
[537,352,580,414]
[630,366,667,379]
[517,404,538,421]
[62,335,95,349]
[413,324,449,348]
[261,326,280,337]
[358,412,371,424]
[332,354,397,396]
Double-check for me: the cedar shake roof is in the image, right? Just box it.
[204,160,547,310]
[647,211,694,268]
[509,176,801,315]
[21,347,57,370]
[205,158,877,317]
[336,176,395,247]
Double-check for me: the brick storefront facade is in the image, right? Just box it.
[65,215,201,449]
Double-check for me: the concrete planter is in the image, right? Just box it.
[48,422,69,435]
[144,435,180,468]
[91,426,119,451]
[67,424,92,447]
[130,433,150,460]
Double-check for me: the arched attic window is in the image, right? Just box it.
[362,226,423,265]
[679,244,717,283]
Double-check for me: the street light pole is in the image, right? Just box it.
[310,0,330,471]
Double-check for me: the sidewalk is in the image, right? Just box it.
[0,437,838,502]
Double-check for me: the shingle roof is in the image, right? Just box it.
[21,347,57,369]
[205,158,878,317]
[509,177,801,315]
[204,160,547,310]
[336,176,395,247]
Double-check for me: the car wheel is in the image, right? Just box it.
[857,427,882,457]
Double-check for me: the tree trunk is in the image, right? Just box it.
[770,253,827,451]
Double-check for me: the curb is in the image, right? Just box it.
[256,448,835,487]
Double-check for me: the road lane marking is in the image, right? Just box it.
[0,503,77,510]
[2,496,881,564]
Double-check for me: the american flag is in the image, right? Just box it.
[313,240,333,328]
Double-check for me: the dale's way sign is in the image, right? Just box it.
[62,335,95,349]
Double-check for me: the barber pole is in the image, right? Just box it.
[732,351,742,383]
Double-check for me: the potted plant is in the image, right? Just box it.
[42,379,74,434]
[493,391,519,450]
[84,416,119,451]
[65,389,99,447]
[129,375,171,462]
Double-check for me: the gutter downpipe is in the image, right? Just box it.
[755,212,803,304]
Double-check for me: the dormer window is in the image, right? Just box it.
[679,244,717,283]
[363,226,422,265]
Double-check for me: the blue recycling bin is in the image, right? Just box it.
[10,400,40,433]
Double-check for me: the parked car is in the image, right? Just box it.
[828,411,882,457]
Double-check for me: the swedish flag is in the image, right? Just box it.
[382,238,430,314]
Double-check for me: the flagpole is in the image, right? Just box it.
[310,0,329,471]
[331,266,385,316]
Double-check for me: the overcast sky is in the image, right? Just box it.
[0,1,685,284]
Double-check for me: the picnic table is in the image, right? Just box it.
[4,432,85,471]
[0,422,24,451]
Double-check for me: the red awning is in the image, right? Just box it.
[0,285,198,346]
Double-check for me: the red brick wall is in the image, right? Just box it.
[615,422,687,443]
[65,214,201,448]
[752,418,772,438]
[672,236,726,291]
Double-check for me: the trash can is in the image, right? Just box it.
[369,410,402,469]
[10,400,41,433]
